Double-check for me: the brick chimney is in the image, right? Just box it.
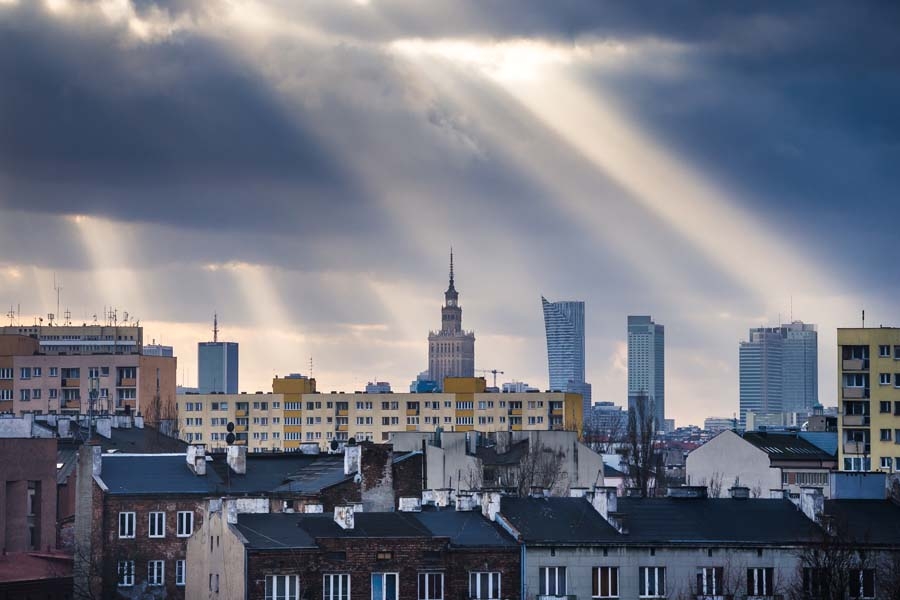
[186,444,207,476]
[729,486,750,499]
[227,445,247,475]
[480,490,502,521]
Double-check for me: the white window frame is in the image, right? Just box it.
[593,566,619,599]
[539,566,567,597]
[148,560,165,586]
[372,572,399,600]
[117,560,135,587]
[469,572,501,600]
[177,511,194,537]
[149,511,165,538]
[882,457,893,470]
[696,566,723,596]
[747,567,773,596]
[881,373,892,385]
[265,575,300,600]
[850,568,875,599]
[639,566,666,598]
[118,512,135,538]
[323,573,350,600]
[176,559,186,586]
[418,572,444,600]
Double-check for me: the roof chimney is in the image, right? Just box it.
[480,490,502,521]
[90,443,102,476]
[344,444,361,476]
[227,445,247,475]
[666,486,708,499]
[455,493,477,511]
[334,505,356,529]
[799,487,824,523]
[186,444,207,476]
[770,489,788,500]
[729,486,750,500]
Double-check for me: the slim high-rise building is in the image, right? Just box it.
[198,315,238,394]
[739,321,817,427]
[542,297,591,414]
[427,252,475,388]
[627,315,665,429]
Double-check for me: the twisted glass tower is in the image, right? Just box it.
[542,297,591,413]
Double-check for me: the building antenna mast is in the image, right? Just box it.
[862,309,865,329]
[309,356,314,379]
[213,313,219,343]
[53,274,62,325]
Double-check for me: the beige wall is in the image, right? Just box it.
[178,393,286,452]
[686,430,780,497]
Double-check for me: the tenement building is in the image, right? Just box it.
[427,252,475,389]
[178,376,583,452]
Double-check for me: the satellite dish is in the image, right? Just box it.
[225,433,236,445]
[329,439,339,451]
[226,422,235,432]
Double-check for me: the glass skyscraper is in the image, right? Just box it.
[198,341,239,394]
[542,297,591,413]
[739,321,817,427]
[627,315,665,430]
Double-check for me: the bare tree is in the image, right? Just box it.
[509,441,567,497]
[622,393,659,497]
[786,522,874,600]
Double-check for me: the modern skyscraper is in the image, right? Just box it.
[427,252,475,388]
[198,315,239,394]
[542,297,591,414]
[739,321,817,427]
[627,315,665,429]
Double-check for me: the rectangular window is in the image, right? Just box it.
[639,567,666,598]
[176,560,186,586]
[118,512,135,538]
[117,560,135,587]
[418,572,444,600]
[849,569,875,599]
[696,567,723,596]
[31,389,41,399]
[881,373,892,385]
[747,567,773,596]
[49,367,58,377]
[324,574,350,600]
[20,389,30,402]
[539,566,567,596]
[177,511,194,537]
[149,511,165,538]
[881,401,892,413]
[592,567,618,599]
[882,429,892,442]
[469,572,501,600]
[882,457,892,470]
[0,368,12,379]
[372,573,399,600]
[266,575,301,600]
[148,560,164,586]
[32,367,41,377]
[20,367,30,379]
[880,345,891,357]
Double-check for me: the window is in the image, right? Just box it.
[19,389,30,402]
[469,572,501,600]
[0,368,12,379]
[882,457,893,470]
[0,390,11,400]
[881,373,892,385]
[845,456,871,471]
[376,551,393,561]
[176,560,186,586]
[696,567,723,596]
[266,575,300,600]
[539,566,566,596]
[177,511,194,537]
[882,429,892,442]
[31,389,41,399]
[118,512,135,538]
[880,345,891,357]
[372,573,399,600]
[117,560,135,587]
[639,567,666,598]
[849,569,875,599]
[20,367,30,379]
[49,367,58,377]
[882,401,892,413]
[148,560,164,586]
[592,567,618,599]
[802,568,825,597]
[895,345,900,360]
[324,574,350,600]
[101,366,110,377]
[149,511,165,538]
[32,367,41,377]
[419,572,444,600]
[747,567,773,596]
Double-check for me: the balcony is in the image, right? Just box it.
[406,409,420,416]
[337,409,348,416]
[842,358,868,371]
[843,387,868,399]
[235,410,247,417]
[509,408,522,416]
[64,400,81,409]
[61,378,80,388]
[234,425,247,433]
[843,441,871,455]
[117,377,136,387]
[842,414,870,426]
[337,425,348,432]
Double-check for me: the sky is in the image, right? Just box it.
[1,0,899,426]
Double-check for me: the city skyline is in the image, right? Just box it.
[2,2,899,426]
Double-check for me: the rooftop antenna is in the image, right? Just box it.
[862,309,865,328]
[53,274,61,326]
[64,308,71,326]
[790,295,793,322]
[6,306,14,326]
[213,313,219,343]
[309,356,314,379]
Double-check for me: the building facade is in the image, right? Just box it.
[0,324,142,355]
[427,253,475,389]
[627,315,665,429]
[837,327,900,473]
[198,341,239,394]
[542,297,591,413]
[740,321,818,427]
[179,377,583,453]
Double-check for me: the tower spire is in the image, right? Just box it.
[449,247,454,288]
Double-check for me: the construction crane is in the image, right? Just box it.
[477,369,505,388]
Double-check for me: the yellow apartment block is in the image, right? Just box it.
[178,376,583,452]
[838,327,900,473]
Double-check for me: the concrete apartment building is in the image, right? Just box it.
[179,376,583,452]
[0,324,143,355]
[838,326,900,474]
